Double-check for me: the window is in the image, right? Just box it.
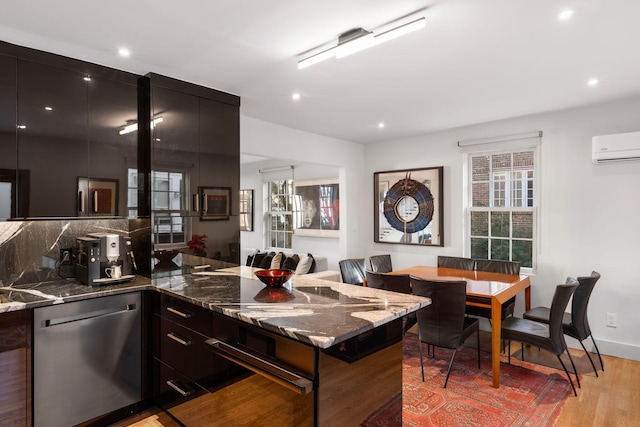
[265,179,293,249]
[468,150,535,269]
[128,168,190,246]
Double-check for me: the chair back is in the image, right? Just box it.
[571,271,601,339]
[368,254,393,273]
[437,256,475,270]
[475,259,520,275]
[411,277,468,349]
[365,270,411,294]
[548,278,579,352]
[339,258,366,285]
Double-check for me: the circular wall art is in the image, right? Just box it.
[383,174,435,234]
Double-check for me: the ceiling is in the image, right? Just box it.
[1,0,639,144]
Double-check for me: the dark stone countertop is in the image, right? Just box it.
[0,266,430,349]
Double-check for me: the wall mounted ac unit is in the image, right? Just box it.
[592,131,640,164]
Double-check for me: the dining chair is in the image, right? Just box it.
[501,279,580,396]
[368,254,393,273]
[365,270,416,333]
[523,271,603,376]
[411,277,480,388]
[437,256,475,270]
[466,259,521,321]
[338,258,366,286]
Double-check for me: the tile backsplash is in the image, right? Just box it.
[0,218,150,286]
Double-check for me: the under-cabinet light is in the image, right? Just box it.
[298,17,426,69]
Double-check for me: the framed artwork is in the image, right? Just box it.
[239,189,254,231]
[199,186,231,221]
[374,166,443,246]
[293,178,339,238]
[77,177,119,216]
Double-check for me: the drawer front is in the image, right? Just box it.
[155,359,207,409]
[159,317,217,383]
[160,294,214,336]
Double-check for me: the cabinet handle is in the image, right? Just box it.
[78,191,85,213]
[202,193,208,213]
[192,194,199,212]
[167,332,191,346]
[166,306,192,318]
[166,380,193,397]
[206,338,314,395]
[92,190,99,213]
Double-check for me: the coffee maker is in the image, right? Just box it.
[76,233,134,285]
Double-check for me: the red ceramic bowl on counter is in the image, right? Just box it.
[254,269,294,288]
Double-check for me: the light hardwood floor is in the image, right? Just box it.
[113,331,640,427]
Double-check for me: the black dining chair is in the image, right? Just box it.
[437,256,475,271]
[365,270,416,333]
[411,277,480,388]
[501,279,580,396]
[523,271,603,376]
[368,254,393,273]
[466,259,521,321]
[339,258,366,286]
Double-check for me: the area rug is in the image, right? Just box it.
[362,333,574,427]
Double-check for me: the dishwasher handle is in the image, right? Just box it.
[42,304,137,328]
[205,338,314,396]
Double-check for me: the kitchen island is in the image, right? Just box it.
[1,265,430,426]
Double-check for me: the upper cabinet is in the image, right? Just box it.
[147,74,240,260]
[0,41,139,219]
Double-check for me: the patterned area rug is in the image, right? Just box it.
[362,333,574,426]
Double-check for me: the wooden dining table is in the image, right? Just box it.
[392,265,532,388]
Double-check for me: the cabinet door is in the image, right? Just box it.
[0,310,29,426]
[0,54,18,218]
[88,76,138,217]
[17,59,89,217]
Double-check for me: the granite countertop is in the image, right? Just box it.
[0,266,430,349]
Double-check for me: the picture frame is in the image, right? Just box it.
[293,178,340,238]
[77,177,119,216]
[374,166,443,246]
[239,189,254,231]
[199,186,231,221]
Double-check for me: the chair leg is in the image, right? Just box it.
[556,354,577,397]
[418,331,425,382]
[476,330,481,369]
[578,339,599,377]
[521,343,525,361]
[590,335,605,371]
[507,341,511,364]
[565,348,581,388]
[444,348,458,388]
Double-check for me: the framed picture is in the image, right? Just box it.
[239,189,253,231]
[77,177,119,216]
[374,166,443,246]
[199,186,231,221]
[293,178,339,238]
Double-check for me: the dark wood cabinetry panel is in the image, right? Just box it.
[0,309,31,427]
[0,54,20,218]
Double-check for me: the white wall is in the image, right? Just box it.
[365,95,640,360]
[240,116,366,271]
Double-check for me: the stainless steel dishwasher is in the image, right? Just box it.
[34,292,142,427]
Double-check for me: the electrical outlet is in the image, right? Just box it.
[606,312,617,328]
[59,248,73,266]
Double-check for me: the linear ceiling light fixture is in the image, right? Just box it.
[297,17,426,69]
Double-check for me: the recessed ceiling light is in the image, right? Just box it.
[118,48,131,57]
[292,93,301,101]
[44,106,53,111]
[17,125,26,129]
[588,78,599,86]
[378,122,385,129]
[558,10,574,21]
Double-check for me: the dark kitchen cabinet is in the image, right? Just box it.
[147,74,240,260]
[0,40,139,219]
[0,309,31,427]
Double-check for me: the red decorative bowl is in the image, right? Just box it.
[254,269,294,288]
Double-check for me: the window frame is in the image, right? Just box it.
[465,147,538,273]
[264,179,293,250]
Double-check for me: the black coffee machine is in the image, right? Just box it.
[76,233,134,285]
